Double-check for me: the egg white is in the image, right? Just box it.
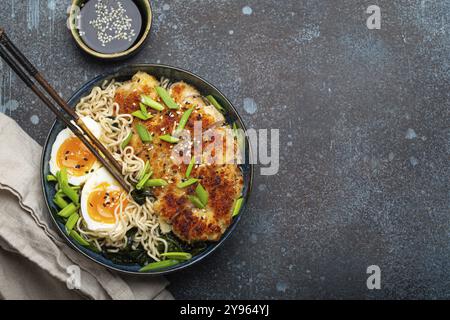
[80,167,123,232]
[49,117,103,186]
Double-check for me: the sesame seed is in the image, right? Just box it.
[88,0,136,47]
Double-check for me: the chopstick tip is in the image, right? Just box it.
[0,28,5,43]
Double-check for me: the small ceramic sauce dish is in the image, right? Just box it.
[68,0,152,60]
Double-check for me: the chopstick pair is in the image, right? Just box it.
[0,28,130,193]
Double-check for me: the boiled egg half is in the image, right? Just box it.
[49,117,102,186]
[80,167,128,231]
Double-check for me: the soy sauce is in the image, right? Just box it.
[79,0,142,54]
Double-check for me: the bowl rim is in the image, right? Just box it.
[68,0,153,59]
[41,63,254,275]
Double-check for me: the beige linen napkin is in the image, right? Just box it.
[0,113,173,300]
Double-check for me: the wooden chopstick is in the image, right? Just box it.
[0,29,123,175]
[0,29,130,193]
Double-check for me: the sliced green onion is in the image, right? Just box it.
[232,197,244,217]
[160,252,192,260]
[141,95,165,111]
[145,179,168,187]
[65,213,80,234]
[188,195,205,209]
[177,178,199,189]
[186,156,196,178]
[136,172,153,190]
[121,132,133,149]
[136,123,153,143]
[175,107,194,133]
[159,134,180,144]
[53,194,69,209]
[140,103,149,117]
[62,187,79,205]
[232,122,239,136]
[132,110,152,121]
[206,95,225,113]
[195,183,208,206]
[58,203,79,218]
[47,174,57,182]
[156,86,179,110]
[232,122,240,140]
[233,122,245,150]
[69,230,90,247]
[139,259,180,272]
[58,168,79,204]
[138,160,151,180]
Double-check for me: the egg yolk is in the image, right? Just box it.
[87,183,128,224]
[56,137,97,176]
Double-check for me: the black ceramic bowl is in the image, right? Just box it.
[41,64,253,275]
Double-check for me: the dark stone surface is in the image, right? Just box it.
[0,0,449,299]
